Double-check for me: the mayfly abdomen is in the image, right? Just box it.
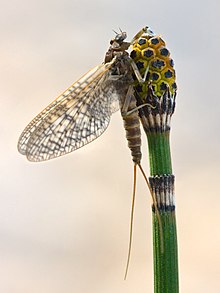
[108,52,142,165]
[120,95,142,164]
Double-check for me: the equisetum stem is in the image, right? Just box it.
[152,207,178,293]
[129,26,179,292]
[147,131,172,176]
[146,129,179,293]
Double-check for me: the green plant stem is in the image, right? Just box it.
[147,131,172,176]
[153,210,178,293]
[147,130,179,293]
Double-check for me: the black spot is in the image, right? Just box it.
[170,59,174,67]
[152,59,165,69]
[160,82,167,91]
[172,82,177,90]
[146,71,151,80]
[152,85,156,91]
[150,37,159,45]
[136,61,144,69]
[138,38,146,46]
[164,70,173,78]
[143,49,154,58]
[152,72,160,81]
[136,85,143,92]
[130,50,137,59]
[160,47,169,56]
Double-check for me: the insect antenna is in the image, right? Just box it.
[112,29,118,35]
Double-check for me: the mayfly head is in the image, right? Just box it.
[104,30,130,63]
[111,29,127,45]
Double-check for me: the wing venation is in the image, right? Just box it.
[18,62,120,161]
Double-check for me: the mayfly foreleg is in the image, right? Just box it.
[130,60,150,84]
[130,27,148,45]
[130,26,155,45]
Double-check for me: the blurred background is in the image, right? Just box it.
[0,0,219,292]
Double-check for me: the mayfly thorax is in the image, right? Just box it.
[17,27,169,278]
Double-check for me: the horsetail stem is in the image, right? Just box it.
[131,28,179,293]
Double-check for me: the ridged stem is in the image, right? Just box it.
[147,131,172,176]
[152,209,178,293]
[146,130,179,293]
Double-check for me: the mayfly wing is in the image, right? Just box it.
[18,64,105,156]
[17,62,120,162]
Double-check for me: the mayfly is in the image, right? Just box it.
[17,27,162,278]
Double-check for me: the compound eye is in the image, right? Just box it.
[115,32,127,43]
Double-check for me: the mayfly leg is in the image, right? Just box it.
[130,27,148,45]
[121,83,155,118]
[130,26,155,45]
[130,60,150,84]
[125,103,156,116]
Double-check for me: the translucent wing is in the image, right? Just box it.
[18,62,120,162]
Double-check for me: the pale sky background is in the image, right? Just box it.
[0,0,219,292]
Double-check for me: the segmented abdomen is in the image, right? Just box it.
[121,95,142,164]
